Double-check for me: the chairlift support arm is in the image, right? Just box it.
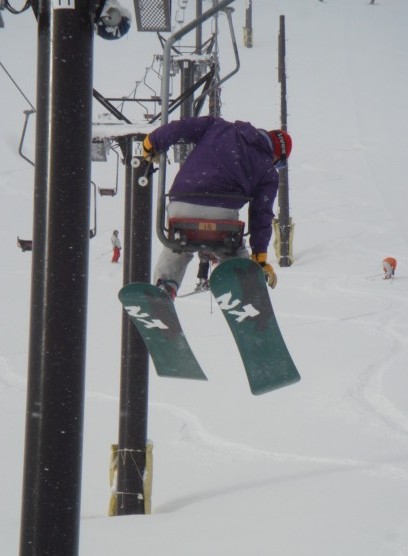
[19,109,35,167]
[93,88,132,123]
[157,0,237,251]
[193,8,240,111]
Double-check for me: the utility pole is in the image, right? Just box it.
[115,136,152,515]
[276,14,294,267]
[19,1,94,555]
[243,0,252,47]
[196,0,202,54]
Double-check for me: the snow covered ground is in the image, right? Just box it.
[1,0,408,554]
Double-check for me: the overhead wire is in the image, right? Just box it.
[0,60,35,110]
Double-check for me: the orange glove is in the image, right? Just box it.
[142,134,160,163]
[251,253,277,289]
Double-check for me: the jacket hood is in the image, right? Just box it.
[235,121,274,157]
[257,129,274,155]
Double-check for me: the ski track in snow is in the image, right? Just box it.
[283,270,408,442]
[0,356,121,404]
[322,276,408,440]
[0,356,26,393]
[348,313,408,439]
[152,401,408,485]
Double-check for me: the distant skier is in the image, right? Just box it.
[383,257,397,279]
[142,116,292,300]
[111,230,121,263]
[194,257,212,293]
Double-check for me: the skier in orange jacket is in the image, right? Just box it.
[383,257,397,279]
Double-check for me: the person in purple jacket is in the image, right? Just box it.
[143,116,292,300]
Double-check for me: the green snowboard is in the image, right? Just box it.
[209,258,301,395]
[119,283,207,381]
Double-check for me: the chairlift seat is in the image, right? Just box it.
[168,218,245,253]
[17,237,33,252]
[98,187,116,197]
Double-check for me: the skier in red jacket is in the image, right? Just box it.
[111,230,121,263]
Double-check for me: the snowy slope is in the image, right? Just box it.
[1,1,408,555]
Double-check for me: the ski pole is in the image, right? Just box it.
[97,250,111,260]
[366,272,384,279]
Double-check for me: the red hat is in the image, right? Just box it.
[268,130,292,160]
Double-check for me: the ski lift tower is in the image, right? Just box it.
[274,14,294,267]
[111,0,172,518]
[19,2,95,555]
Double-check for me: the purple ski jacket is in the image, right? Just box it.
[149,116,279,253]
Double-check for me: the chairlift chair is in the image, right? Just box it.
[155,0,241,255]
[97,146,120,197]
[17,182,97,251]
[17,237,33,252]
[98,187,117,197]
[168,217,245,255]
[17,230,97,252]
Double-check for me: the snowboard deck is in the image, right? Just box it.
[119,283,207,381]
[209,258,301,395]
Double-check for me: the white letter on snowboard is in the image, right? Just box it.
[215,292,260,323]
[125,305,169,329]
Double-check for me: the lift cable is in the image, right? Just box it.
[0,60,35,110]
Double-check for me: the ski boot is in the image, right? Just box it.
[156,279,178,301]
[194,278,209,293]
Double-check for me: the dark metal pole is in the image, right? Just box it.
[196,0,202,54]
[279,15,287,129]
[243,0,253,47]
[116,136,152,515]
[180,60,195,119]
[277,14,292,267]
[179,59,195,163]
[19,1,94,555]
